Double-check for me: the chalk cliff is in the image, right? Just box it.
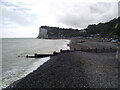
[37,26,84,39]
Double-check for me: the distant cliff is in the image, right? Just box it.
[37,17,120,39]
[37,26,85,39]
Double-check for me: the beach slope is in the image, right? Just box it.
[5,39,118,88]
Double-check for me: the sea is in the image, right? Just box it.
[1,38,70,89]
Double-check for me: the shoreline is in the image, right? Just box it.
[4,38,118,89]
[2,39,70,89]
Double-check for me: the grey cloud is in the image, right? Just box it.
[56,2,118,29]
[2,6,32,26]
[118,1,120,17]
[58,13,93,28]
[1,0,35,28]
[90,2,112,14]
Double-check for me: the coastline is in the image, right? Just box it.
[4,38,118,89]
[2,39,70,88]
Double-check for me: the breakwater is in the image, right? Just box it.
[26,48,116,58]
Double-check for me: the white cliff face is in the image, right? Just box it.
[38,28,48,38]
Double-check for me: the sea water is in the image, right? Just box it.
[1,38,70,88]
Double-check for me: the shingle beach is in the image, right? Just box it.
[4,38,118,89]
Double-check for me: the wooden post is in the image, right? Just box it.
[110,47,112,52]
[67,49,69,51]
[81,48,83,51]
[88,48,90,52]
[26,55,28,58]
[60,49,62,53]
[103,48,105,53]
[53,51,57,55]
[74,48,76,51]
[34,53,37,57]
[95,48,97,53]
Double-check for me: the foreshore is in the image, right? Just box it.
[4,38,118,89]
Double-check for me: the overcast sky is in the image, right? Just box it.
[0,0,119,38]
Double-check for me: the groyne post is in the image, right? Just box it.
[110,47,112,52]
[60,49,63,53]
[95,48,97,53]
[81,48,83,51]
[26,55,28,58]
[103,48,105,53]
[74,48,76,51]
[88,48,90,52]
[53,51,57,55]
[35,53,37,57]
[67,49,69,51]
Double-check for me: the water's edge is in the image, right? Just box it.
[2,39,70,89]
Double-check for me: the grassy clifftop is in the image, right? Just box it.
[85,17,120,38]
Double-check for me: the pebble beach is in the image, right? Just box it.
[4,38,118,89]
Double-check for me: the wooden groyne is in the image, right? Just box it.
[26,51,59,58]
[26,54,53,58]
[26,48,116,58]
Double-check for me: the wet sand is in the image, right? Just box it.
[4,38,118,89]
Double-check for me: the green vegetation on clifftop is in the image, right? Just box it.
[85,17,120,38]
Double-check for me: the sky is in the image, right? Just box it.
[0,0,119,38]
